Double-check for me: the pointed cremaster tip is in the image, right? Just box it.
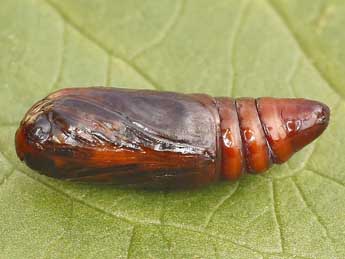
[257,98,330,163]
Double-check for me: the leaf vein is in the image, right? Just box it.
[50,20,66,91]
[272,179,284,253]
[41,232,66,258]
[308,169,345,188]
[230,0,251,97]
[0,149,298,257]
[285,54,301,98]
[11,166,267,256]
[17,169,140,225]
[203,182,239,229]
[44,0,163,91]
[0,167,16,188]
[158,190,173,255]
[265,0,343,100]
[130,0,185,60]
[126,226,136,259]
[105,55,112,87]
[39,207,72,259]
[291,177,337,254]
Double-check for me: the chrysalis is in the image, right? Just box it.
[15,87,330,188]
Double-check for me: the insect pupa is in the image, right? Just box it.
[15,87,330,188]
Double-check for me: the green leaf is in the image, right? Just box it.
[0,0,344,258]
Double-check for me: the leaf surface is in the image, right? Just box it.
[0,0,344,258]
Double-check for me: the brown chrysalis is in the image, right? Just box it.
[15,87,330,188]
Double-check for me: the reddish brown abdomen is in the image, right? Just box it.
[217,97,330,180]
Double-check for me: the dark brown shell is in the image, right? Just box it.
[15,87,330,188]
[15,88,221,188]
